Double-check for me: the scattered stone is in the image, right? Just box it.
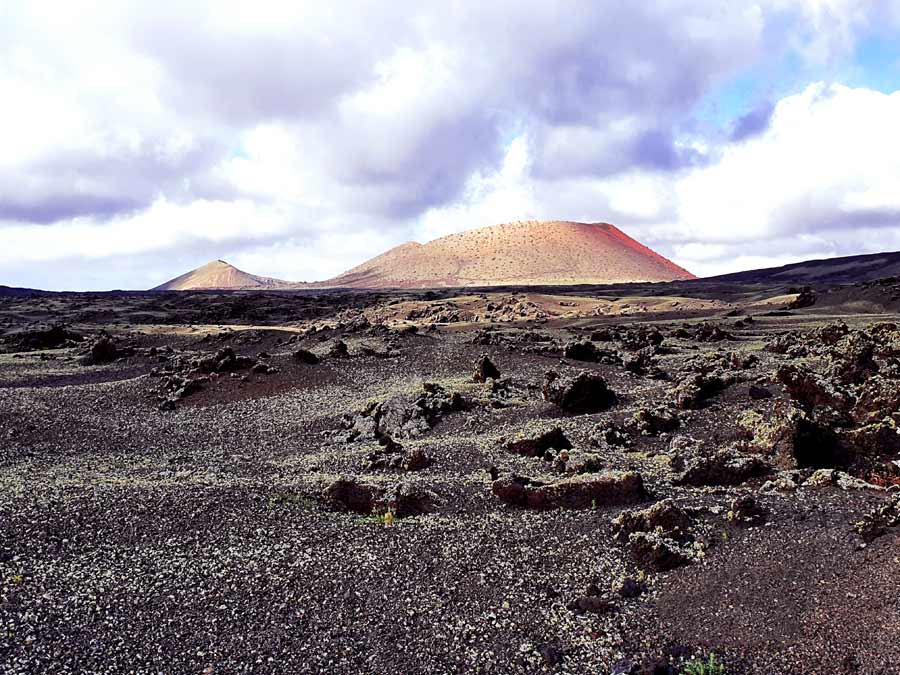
[567,587,617,615]
[592,422,632,448]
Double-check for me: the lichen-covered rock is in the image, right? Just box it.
[492,471,645,509]
[669,372,731,410]
[854,494,900,542]
[341,382,465,441]
[764,332,807,357]
[838,419,900,457]
[760,472,801,492]
[542,370,616,414]
[852,377,900,424]
[324,478,438,517]
[328,340,350,359]
[612,499,694,543]
[775,364,852,411]
[674,449,771,486]
[726,495,766,526]
[804,469,882,491]
[628,407,680,436]
[86,335,120,364]
[195,347,254,374]
[825,331,879,385]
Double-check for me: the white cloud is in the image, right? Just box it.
[2,2,900,289]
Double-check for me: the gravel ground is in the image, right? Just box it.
[1,290,899,675]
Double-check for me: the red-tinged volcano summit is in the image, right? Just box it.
[318,220,695,288]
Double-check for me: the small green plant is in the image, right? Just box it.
[682,653,726,675]
[591,498,598,510]
[359,511,404,527]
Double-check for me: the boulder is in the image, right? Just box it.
[328,340,350,358]
[674,449,771,486]
[492,471,645,509]
[612,499,694,543]
[628,532,692,572]
[293,348,320,364]
[86,336,119,364]
[775,364,852,411]
[504,426,572,458]
[324,478,376,514]
[669,372,730,410]
[726,495,766,526]
[542,370,617,414]
[628,407,680,436]
[472,354,501,383]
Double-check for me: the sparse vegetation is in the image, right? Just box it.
[681,653,726,675]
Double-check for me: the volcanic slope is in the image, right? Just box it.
[153,260,288,291]
[319,220,695,288]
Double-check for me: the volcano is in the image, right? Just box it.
[318,220,694,288]
[153,260,287,291]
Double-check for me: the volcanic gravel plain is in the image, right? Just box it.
[1,279,900,675]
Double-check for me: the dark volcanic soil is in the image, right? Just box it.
[1,283,899,675]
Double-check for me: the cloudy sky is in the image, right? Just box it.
[3,0,900,290]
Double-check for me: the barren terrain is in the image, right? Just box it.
[2,276,900,674]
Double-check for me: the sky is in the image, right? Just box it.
[3,0,900,290]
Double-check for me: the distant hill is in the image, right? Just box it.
[317,220,695,288]
[0,285,47,297]
[152,260,288,291]
[706,250,900,285]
